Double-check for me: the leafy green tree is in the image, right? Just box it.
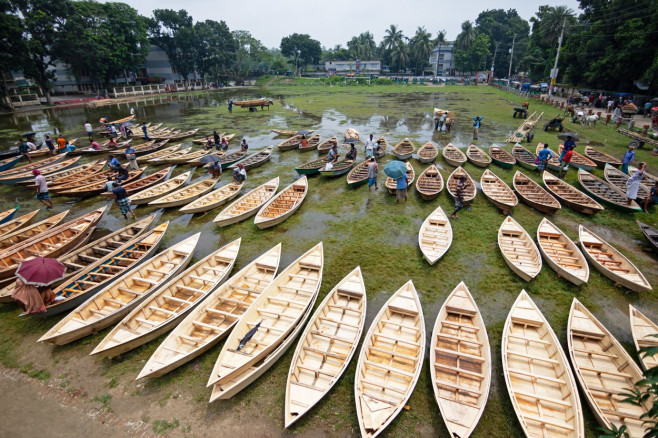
[523,5,575,81]
[409,26,433,75]
[454,33,490,73]
[226,30,268,84]
[455,21,476,50]
[322,45,349,62]
[347,32,376,60]
[382,24,404,51]
[149,9,197,90]
[432,30,447,75]
[391,40,410,73]
[474,9,530,77]
[280,33,321,75]
[0,0,25,97]
[194,20,236,87]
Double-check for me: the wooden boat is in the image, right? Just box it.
[418,206,452,264]
[567,299,651,437]
[229,147,272,171]
[148,177,219,208]
[0,207,105,281]
[56,167,146,197]
[128,171,191,205]
[578,168,642,212]
[211,150,248,169]
[0,153,67,178]
[446,166,476,202]
[346,160,371,187]
[374,137,389,158]
[207,243,323,387]
[629,305,658,371]
[273,129,309,136]
[535,144,561,172]
[558,145,597,171]
[503,291,584,438]
[0,207,18,225]
[0,211,69,251]
[415,164,444,200]
[0,156,81,185]
[254,176,308,229]
[137,244,281,380]
[604,163,650,200]
[0,209,38,239]
[278,135,302,152]
[466,145,491,167]
[488,145,516,169]
[27,143,60,158]
[110,140,155,157]
[153,128,199,141]
[628,165,658,186]
[511,144,538,170]
[214,178,279,227]
[537,218,589,285]
[234,98,272,108]
[543,172,604,215]
[584,145,622,169]
[136,144,181,164]
[162,148,213,165]
[480,169,518,214]
[385,161,415,195]
[442,144,467,167]
[317,136,337,154]
[344,128,360,141]
[318,160,355,177]
[497,216,542,281]
[298,133,320,152]
[354,280,425,438]
[103,114,135,125]
[578,226,651,292]
[284,266,366,428]
[45,160,107,188]
[90,239,241,358]
[637,220,658,253]
[148,147,192,164]
[295,157,329,175]
[417,141,438,163]
[191,132,224,145]
[0,155,21,172]
[49,166,120,193]
[101,167,172,198]
[391,138,415,160]
[186,151,229,167]
[74,139,132,156]
[513,171,561,215]
[22,159,105,187]
[431,282,491,438]
[179,182,243,214]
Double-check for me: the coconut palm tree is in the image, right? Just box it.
[410,27,433,75]
[382,24,403,51]
[455,21,476,50]
[391,40,409,73]
[358,31,376,60]
[434,30,447,75]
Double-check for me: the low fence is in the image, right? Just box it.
[9,94,40,108]
[110,85,166,98]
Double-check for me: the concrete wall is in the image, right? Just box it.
[324,60,381,75]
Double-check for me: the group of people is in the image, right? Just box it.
[433,112,453,133]
[203,131,230,151]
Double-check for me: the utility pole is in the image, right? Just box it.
[508,35,516,78]
[549,16,568,96]
[490,42,499,83]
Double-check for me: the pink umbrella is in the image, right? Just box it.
[15,257,67,287]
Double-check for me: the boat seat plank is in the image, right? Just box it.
[434,347,485,363]
[365,360,414,378]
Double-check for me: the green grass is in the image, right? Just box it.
[152,418,179,435]
[91,393,112,411]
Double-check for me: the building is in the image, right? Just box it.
[142,45,201,85]
[324,60,381,76]
[429,42,455,77]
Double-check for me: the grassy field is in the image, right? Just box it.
[0,82,656,437]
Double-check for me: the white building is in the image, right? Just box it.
[324,60,381,76]
[429,42,455,77]
[142,45,201,85]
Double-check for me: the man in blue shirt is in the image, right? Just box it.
[396,175,407,203]
[537,144,553,172]
[621,146,635,174]
[125,145,138,170]
[472,116,482,140]
[142,122,149,140]
[108,156,121,170]
[560,136,576,162]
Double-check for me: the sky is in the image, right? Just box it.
[112,0,582,49]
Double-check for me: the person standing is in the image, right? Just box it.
[537,143,553,172]
[440,112,448,131]
[621,146,635,174]
[112,182,135,219]
[124,145,138,170]
[612,106,621,123]
[18,137,32,163]
[365,134,376,158]
[558,148,573,178]
[45,134,55,155]
[433,115,440,131]
[142,122,149,140]
[472,116,482,140]
[228,99,233,113]
[626,162,646,205]
[395,174,408,203]
[450,175,470,218]
[104,176,115,193]
[367,157,378,191]
[607,99,614,113]
[109,124,118,138]
[119,123,127,139]
[56,135,67,153]
[644,101,652,117]
[32,169,53,209]
[84,121,93,140]
[130,107,135,115]
[213,130,220,146]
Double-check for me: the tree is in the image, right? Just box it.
[225,30,268,85]
[409,27,433,75]
[523,6,575,81]
[474,9,530,77]
[0,0,25,97]
[149,9,197,90]
[194,20,236,87]
[455,21,476,50]
[280,33,321,75]
[454,33,490,73]
[382,24,403,51]
[347,32,376,60]
[391,40,410,73]
[322,45,349,61]
[433,30,447,75]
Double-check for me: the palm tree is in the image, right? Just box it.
[382,24,403,51]
[358,32,376,60]
[455,21,475,50]
[537,6,574,47]
[391,40,409,73]
[410,27,433,75]
[434,30,446,75]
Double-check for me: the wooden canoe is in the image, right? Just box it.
[254,176,308,229]
[179,182,243,214]
[101,167,172,198]
[298,134,320,152]
[132,139,170,156]
[446,166,476,202]
[148,176,219,208]
[392,138,416,160]
[192,134,222,145]
[211,150,248,169]
[637,220,658,253]
[385,161,415,195]
[558,145,597,171]
[415,164,444,201]
[629,305,658,371]
[186,150,228,167]
[511,144,538,170]
[153,128,199,141]
[0,207,18,225]
[207,243,323,387]
[418,206,452,264]
[503,291,584,438]
[56,167,147,197]
[39,233,199,345]
[584,146,622,169]
[284,266,366,428]
[604,164,650,200]
[137,244,281,380]
[0,155,21,172]
[535,144,561,172]
[273,129,307,136]
[90,239,241,358]
[346,160,371,187]
[354,280,425,438]
[45,160,107,188]
[0,209,38,239]
[488,145,516,169]
[374,136,389,158]
[147,147,191,164]
[542,172,604,215]
[26,145,56,158]
[161,149,213,165]
[317,137,338,154]
[480,169,518,214]
[136,144,181,163]
[278,135,302,151]
[0,153,67,178]
[498,216,542,281]
[39,222,169,317]
[128,171,191,205]
[568,299,650,437]
[229,147,272,171]
[628,165,658,186]
[74,139,132,156]
[537,218,589,285]
[442,144,467,167]
[49,166,121,193]
[318,160,355,177]
[0,156,81,185]
[513,171,561,215]
[0,210,69,252]
[104,114,135,125]
[295,157,329,175]
[578,169,642,212]
[214,177,280,227]
[110,140,155,157]
[417,141,438,163]
[431,282,491,438]
[466,145,491,167]
[578,226,651,292]
[22,159,105,187]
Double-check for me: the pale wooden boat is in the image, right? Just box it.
[354,280,425,438]
[44,159,107,187]
[136,144,181,164]
[90,239,241,358]
[0,209,38,239]
[179,182,243,214]
[344,128,360,141]
[415,164,444,200]
[207,243,323,387]
[40,222,169,316]
[629,165,658,186]
[385,161,414,195]
[318,160,354,177]
[128,171,191,205]
[110,140,156,156]
[418,206,452,264]
[229,147,272,171]
[558,145,597,171]
[488,145,516,169]
[278,135,302,152]
[503,291,584,438]
[0,211,69,251]
[535,143,561,172]
[294,157,329,175]
[272,129,304,136]
[22,159,105,187]
[254,176,308,229]
[512,144,538,170]
[147,147,191,164]
[374,136,389,158]
[568,299,651,437]
[164,149,214,165]
[0,156,81,185]
[497,216,542,281]
[537,218,589,285]
[431,282,491,438]
[56,167,146,197]
[0,155,20,172]
[392,138,416,160]
[480,169,518,214]
[74,139,131,156]
[213,177,279,227]
[578,168,642,212]
[513,171,561,215]
[446,166,476,202]
[0,153,67,178]
[442,144,466,167]
[584,146,622,169]
[542,172,604,215]
[417,141,438,163]
[186,150,228,167]
[604,163,650,200]
[208,150,248,169]
[153,128,199,141]
[317,136,338,154]
[298,133,320,152]
[578,226,651,292]
[637,220,658,253]
[49,165,118,193]
[285,266,366,428]
[148,177,219,208]
[101,166,172,198]
[629,305,658,371]
[137,244,281,379]
[38,233,199,345]
[346,160,371,187]
[466,144,491,167]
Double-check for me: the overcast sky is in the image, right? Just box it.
[113,0,582,49]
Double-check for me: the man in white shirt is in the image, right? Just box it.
[365,134,376,158]
[33,169,53,209]
[84,121,93,140]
